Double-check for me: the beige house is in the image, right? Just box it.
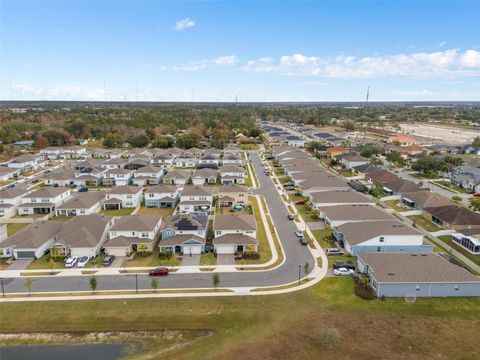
[217,184,249,208]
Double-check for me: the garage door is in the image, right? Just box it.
[183,245,202,255]
[215,245,235,254]
[15,251,36,259]
[105,247,129,257]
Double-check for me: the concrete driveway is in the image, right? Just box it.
[111,256,125,268]
[6,259,33,270]
[217,254,234,265]
[181,254,200,266]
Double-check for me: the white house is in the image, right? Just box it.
[103,168,133,186]
[219,165,246,185]
[132,165,164,186]
[18,187,72,216]
[309,190,375,209]
[333,220,431,255]
[103,186,143,209]
[213,214,258,254]
[221,154,244,166]
[100,157,127,170]
[0,167,19,182]
[151,153,175,170]
[144,184,180,208]
[0,220,63,259]
[44,168,75,187]
[0,187,25,217]
[162,170,191,185]
[285,135,306,147]
[198,154,220,168]
[158,214,208,254]
[52,214,114,258]
[104,215,162,256]
[318,204,395,227]
[178,186,213,214]
[55,191,105,216]
[8,154,46,172]
[191,168,218,185]
[175,153,197,168]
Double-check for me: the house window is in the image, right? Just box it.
[379,236,384,243]
[377,247,381,252]
[454,285,459,291]
[415,285,420,292]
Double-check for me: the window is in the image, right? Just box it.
[454,285,459,291]
[379,236,384,243]
[377,247,381,252]
[415,285,420,292]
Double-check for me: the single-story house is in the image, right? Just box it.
[44,168,75,187]
[309,189,375,209]
[55,191,105,216]
[318,204,395,227]
[422,205,480,231]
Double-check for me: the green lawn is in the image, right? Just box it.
[27,256,65,270]
[137,206,175,217]
[288,194,318,222]
[200,252,217,266]
[311,228,336,249]
[6,223,29,236]
[408,215,442,232]
[438,235,480,266]
[101,207,135,216]
[122,248,181,267]
[1,277,479,360]
[50,215,74,221]
[433,181,468,194]
[384,200,409,212]
[340,170,356,177]
[239,143,260,150]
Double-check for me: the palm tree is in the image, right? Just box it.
[25,278,33,296]
[212,273,220,290]
[151,278,158,293]
[89,276,97,294]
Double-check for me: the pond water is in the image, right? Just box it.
[0,343,131,360]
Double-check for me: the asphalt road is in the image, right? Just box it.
[1,151,315,294]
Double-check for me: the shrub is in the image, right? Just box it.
[311,328,341,349]
[241,252,260,260]
[353,275,376,300]
[452,196,462,202]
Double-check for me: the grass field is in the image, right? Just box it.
[1,277,479,360]
[408,215,442,232]
[239,143,260,150]
[122,249,181,267]
[200,252,217,266]
[384,200,409,212]
[6,223,29,236]
[438,235,480,266]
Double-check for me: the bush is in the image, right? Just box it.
[241,252,260,260]
[158,252,173,260]
[311,328,341,349]
[353,275,376,300]
[452,196,462,202]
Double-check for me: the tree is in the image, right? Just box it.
[35,135,49,149]
[303,262,311,277]
[25,278,33,296]
[385,151,405,166]
[470,198,480,212]
[103,133,125,148]
[212,273,220,290]
[151,278,158,293]
[473,136,480,147]
[152,136,174,148]
[128,134,149,148]
[89,276,97,294]
[48,257,56,274]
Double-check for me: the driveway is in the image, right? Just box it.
[217,254,234,265]
[111,256,125,267]
[6,259,33,270]
[181,254,200,266]
[306,221,326,230]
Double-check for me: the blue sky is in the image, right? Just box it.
[1,0,479,101]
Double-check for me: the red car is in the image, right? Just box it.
[149,267,169,276]
[473,193,480,197]
[295,200,306,205]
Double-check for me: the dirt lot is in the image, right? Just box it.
[400,123,480,145]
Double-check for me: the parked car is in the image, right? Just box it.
[294,192,303,196]
[102,255,115,266]
[295,199,306,205]
[299,236,308,246]
[333,267,354,276]
[283,182,294,187]
[149,267,169,276]
[333,262,355,271]
[65,256,78,268]
[31,179,39,184]
[285,186,296,191]
[326,248,344,256]
[295,229,303,237]
[474,192,480,197]
[287,214,295,220]
[264,171,270,176]
[78,187,88,192]
[6,183,15,189]
[77,256,89,268]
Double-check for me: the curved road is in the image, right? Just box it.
[1,152,316,294]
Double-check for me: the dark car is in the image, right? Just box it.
[78,187,89,192]
[295,199,306,205]
[31,179,39,184]
[287,214,295,220]
[149,267,169,276]
[299,236,308,246]
[285,186,296,191]
[102,255,115,267]
[283,182,294,187]
[333,262,355,271]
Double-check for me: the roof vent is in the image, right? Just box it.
[387,273,395,276]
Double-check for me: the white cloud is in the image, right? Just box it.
[243,49,480,78]
[459,50,480,67]
[175,18,195,31]
[211,55,239,66]
[168,55,238,72]
[438,41,447,48]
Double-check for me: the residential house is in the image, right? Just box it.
[192,168,218,185]
[103,168,134,186]
[178,186,213,214]
[0,167,19,182]
[285,135,306,147]
[52,214,114,258]
[451,165,480,193]
[175,153,197,168]
[338,155,368,170]
[219,165,246,185]
[309,190,375,209]
[198,154,220,169]
[100,157,127,170]
[451,228,480,254]
[158,214,208,254]
[132,165,164,186]
[217,184,248,208]
[333,220,431,255]
[72,160,106,187]
[44,168,75,187]
[18,187,71,215]
[124,156,150,170]
[104,186,143,210]
[293,172,349,195]
[326,146,350,159]
[422,205,480,231]
[357,253,480,297]
[213,214,258,254]
[144,184,180,208]
[0,187,25,217]
[151,153,175,170]
[221,154,244,166]
[162,170,191,185]
[381,179,422,196]
[105,215,162,256]
[55,191,105,216]
[318,204,395,227]
[400,190,452,210]
[0,220,63,259]
[8,154,46,172]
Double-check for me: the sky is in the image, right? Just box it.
[1,0,479,102]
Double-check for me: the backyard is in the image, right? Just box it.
[384,200,410,212]
[101,207,136,216]
[408,215,442,232]
[137,206,175,217]
[438,235,480,266]
[6,223,29,236]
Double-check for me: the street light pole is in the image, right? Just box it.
[135,274,138,294]
[0,277,4,297]
[298,265,301,285]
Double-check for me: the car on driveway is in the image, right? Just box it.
[295,199,306,205]
[294,229,303,237]
[149,267,169,276]
[333,267,354,276]
[102,255,115,266]
[77,256,89,268]
[65,256,78,268]
[299,236,308,246]
[333,262,355,271]
[326,248,344,256]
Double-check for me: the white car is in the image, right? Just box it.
[65,256,78,268]
[77,256,90,268]
[295,230,303,237]
[333,267,354,276]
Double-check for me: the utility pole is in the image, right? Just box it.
[298,265,301,285]
[135,274,138,294]
[1,277,4,297]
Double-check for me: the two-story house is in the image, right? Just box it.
[132,165,164,186]
[103,168,134,186]
[219,165,246,185]
[198,154,220,169]
[191,168,218,185]
[18,187,71,216]
[0,187,26,217]
[144,184,180,208]
[178,186,213,214]
[217,184,248,208]
[162,170,191,185]
[213,214,258,254]
[158,214,208,254]
[221,154,244,167]
[103,186,143,210]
